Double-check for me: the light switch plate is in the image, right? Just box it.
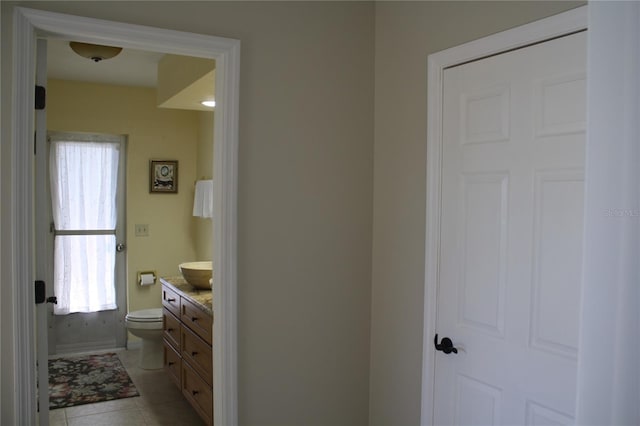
[135,224,149,237]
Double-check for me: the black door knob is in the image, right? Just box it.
[434,334,458,354]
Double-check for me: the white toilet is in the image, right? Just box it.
[125,308,163,370]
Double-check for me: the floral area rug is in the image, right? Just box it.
[48,352,139,409]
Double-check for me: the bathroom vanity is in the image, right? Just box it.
[161,277,213,426]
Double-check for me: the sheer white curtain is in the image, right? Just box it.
[49,132,121,315]
[575,3,640,424]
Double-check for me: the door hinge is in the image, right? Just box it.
[35,280,57,305]
[35,85,46,110]
[35,280,45,304]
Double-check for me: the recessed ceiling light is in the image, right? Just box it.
[201,100,216,108]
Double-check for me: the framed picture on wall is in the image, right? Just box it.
[150,160,178,193]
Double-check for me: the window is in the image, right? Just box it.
[49,132,122,314]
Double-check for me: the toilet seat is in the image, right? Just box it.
[125,308,162,329]
[126,308,162,321]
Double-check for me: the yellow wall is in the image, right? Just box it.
[157,54,215,107]
[194,111,214,261]
[46,79,200,315]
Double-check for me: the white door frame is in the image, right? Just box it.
[11,7,239,425]
[420,6,587,425]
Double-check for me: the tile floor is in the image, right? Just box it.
[49,348,205,426]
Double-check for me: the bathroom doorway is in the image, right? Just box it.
[43,40,217,356]
[12,8,240,424]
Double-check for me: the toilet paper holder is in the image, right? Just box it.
[138,271,157,286]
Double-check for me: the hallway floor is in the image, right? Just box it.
[49,348,205,426]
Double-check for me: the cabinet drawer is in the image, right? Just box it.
[163,340,181,390]
[162,285,180,318]
[181,298,212,345]
[181,325,213,387]
[182,362,213,426]
[163,309,181,350]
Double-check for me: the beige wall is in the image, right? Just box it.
[370,1,585,425]
[1,2,375,425]
[47,79,199,315]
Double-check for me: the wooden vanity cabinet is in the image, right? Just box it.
[163,309,181,349]
[163,341,181,388]
[181,298,212,345]
[162,285,180,317]
[181,325,213,386]
[162,283,213,426]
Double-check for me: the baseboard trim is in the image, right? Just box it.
[54,340,118,356]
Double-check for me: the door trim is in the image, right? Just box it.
[11,7,240,425]
[420,6,587,425]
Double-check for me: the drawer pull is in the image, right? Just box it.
[192,390,199,396]
[168,361,175,366]
[191,351,198,356]
[191,316,199,322]
[167,328,174,332]
[167,297,176,302]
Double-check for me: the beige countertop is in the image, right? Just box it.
[160,276,213,317]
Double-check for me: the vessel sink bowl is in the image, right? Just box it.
[179,261,212,289]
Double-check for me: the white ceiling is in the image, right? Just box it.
[47,38,164,88]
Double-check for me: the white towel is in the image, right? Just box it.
[193,180,214,218]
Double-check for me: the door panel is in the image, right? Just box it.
[47,133,127,353]
[458,172,508,338]
[434,32,586,425]
[530,170,583,359]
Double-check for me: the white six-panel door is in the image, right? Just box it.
[434,31,586,425]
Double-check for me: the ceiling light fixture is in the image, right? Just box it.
[201,100,216,108]
[69,41,123,63]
